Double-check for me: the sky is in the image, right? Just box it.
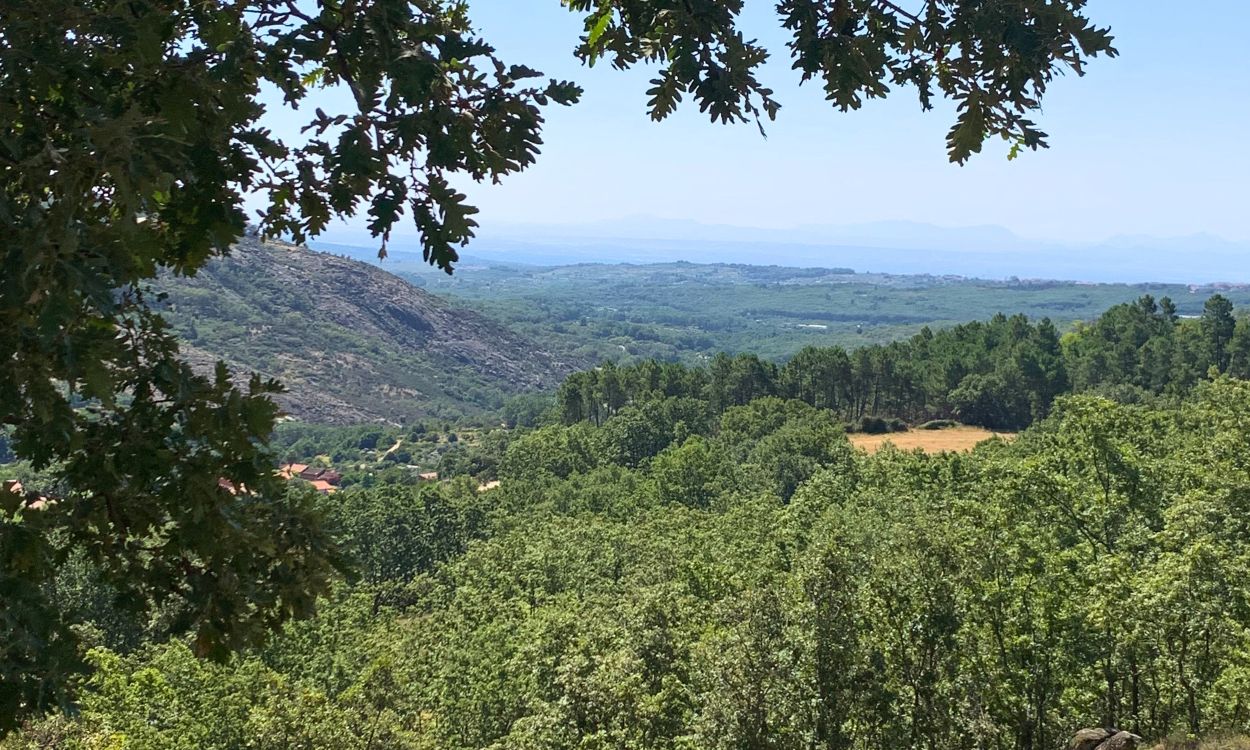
[304,1,1250,245]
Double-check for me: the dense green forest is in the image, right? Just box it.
[8,380,1250,749]
[6,294,1250,748]
[227,292,1250,486]
[554,294,1250,431]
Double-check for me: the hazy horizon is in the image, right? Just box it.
[283,0,1250,283]
[302,0,1250,282]
[289,0,1250,251]
[318,214,1250,286]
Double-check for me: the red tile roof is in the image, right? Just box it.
[277,463,341,491]
[278,463,309,480]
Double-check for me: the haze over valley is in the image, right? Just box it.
[320,218,1250,284]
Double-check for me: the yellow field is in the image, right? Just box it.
[1149,738,1250,750]
[848,425,1015,454]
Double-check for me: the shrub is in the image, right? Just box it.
[884,417,909,433]
[849,416,908,434]
[854,416,890,434]
[384,449,413,464]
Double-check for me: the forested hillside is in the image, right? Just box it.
[10,379,1250,749]
[156,239,582,422]
[7,230,1249,750]
[7,296,1250,748]
[555,294,1250,431]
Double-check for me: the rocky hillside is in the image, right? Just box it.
[159,239,581,423]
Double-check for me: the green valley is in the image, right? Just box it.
[380,249,1250,366]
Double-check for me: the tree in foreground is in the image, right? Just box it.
[0,0,1116,729]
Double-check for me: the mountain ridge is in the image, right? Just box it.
[159,239,581,424]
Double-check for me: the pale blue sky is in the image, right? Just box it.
[309,1,1250,244]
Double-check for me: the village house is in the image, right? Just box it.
[278,463,342,494]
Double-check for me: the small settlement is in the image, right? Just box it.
[7,464,445,502]
[279,463,343,494]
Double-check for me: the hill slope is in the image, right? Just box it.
[159,239,580,424]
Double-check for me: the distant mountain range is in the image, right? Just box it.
[319,218,1250,284]
[158,239,580,424]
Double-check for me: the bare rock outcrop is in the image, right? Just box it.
[1070,727,1143,750]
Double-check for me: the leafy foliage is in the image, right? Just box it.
[571,0,1115,159]
[1,0,578,725]
[10,381,1250,748]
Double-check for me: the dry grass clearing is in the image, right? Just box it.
[1149,738,1250,750]
[848,425,1016,454]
